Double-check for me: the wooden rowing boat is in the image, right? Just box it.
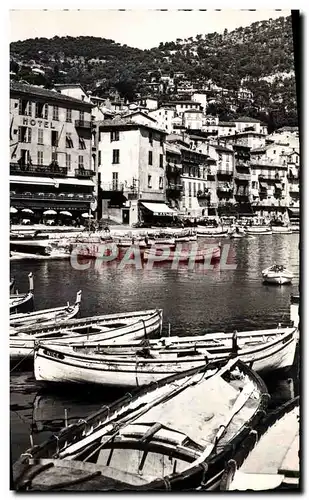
[10,273,34,314]
[262,265,293,285]
[10,309,163,362]
[220,396,299,491]
[13,358,269,491]
[33,326,297,387]
[10,291,82,329]
[143,246,220,263]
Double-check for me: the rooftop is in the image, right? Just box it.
[98,118,167,135]
[218,122,236,127]
[234,116,262,123]
[215,145,234,153]
[10,81,92,108]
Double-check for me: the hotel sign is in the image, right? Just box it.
[22,117,56,129]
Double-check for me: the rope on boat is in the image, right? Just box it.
[10,349,34,372]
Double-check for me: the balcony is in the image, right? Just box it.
[10,162,68,177]
[10,191,93,202]
[75,120,92,129]
[166,183,183,192]
[235,190,249,199]
[235,172,250,181]
[197,190,211,200]
[217,169,233,177]
[251,158,286,168]
[217,183,233,193]
[207,167,216,179]
[101,182,124,192]
[75,169,95,179]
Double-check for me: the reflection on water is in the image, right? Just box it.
[10,233,299,462]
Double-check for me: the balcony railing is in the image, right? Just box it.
[197,190,211,199]
[10,163,68,177]
[258,174,284,182]
[75,169,95,178]
[10,191,93,202]
[235,172,250,181]
[75,120,92,129]
[251,158,286,167]
[166,183,183,192]
[235,191,249,198]
[217,183,233,193]
[101,182,124,192]
[217,169,233,176]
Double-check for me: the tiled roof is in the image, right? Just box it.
[183,109,203,114]
[218,122,236,127]
[234,116,261,123]
[98,118,167,134]
[10,81,92,107]
[215,145,234,153]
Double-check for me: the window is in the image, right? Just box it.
[66,109,72,123]
[19,99,32,116]
[149,131,153,145]
[193,183,197,197]
[66,154,71,169]
[112,172,118,190]
[159,177,163,189]
[273,150,276,154]
[78,155,84,169]
[35,102,45,118]
[66,133,74,148]
[52,106,59,121]
[79,111,84,123]
[296,156,299,164]
[37,151,43,165]
[51,130,58,147]
[160,136,164,147]
[148,151,153,165]
[188,182,192,197]
[148,175,152,188]
[79,137,86,150]
[98,150,101,166]
[44,105,48,120]
[198,182,201,192]
[112,149,120,164]
[37,129,44,145]
[18,126,31,143]
[159,154,163,168]
[110,130,119,142]
[51,152,58,163]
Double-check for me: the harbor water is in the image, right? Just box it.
[10,233,300,462]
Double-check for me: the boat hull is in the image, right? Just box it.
[34,328,297,386]
[10,309,163,362]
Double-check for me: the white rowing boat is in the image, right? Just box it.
[262,265,294,285]
[10,291,82,329]
[33,326,297,387]
[10,309,163,362]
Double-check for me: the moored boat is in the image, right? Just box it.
[220,397,299,491]
[262,265,293,285]
[290,294,299,328]
[13,358,269,491]
[10,291,82,329]
[245,226,272,235]
[143,246,221,263]
[10,273,34,314]
[34,326,297,386]
[10,309,163,362]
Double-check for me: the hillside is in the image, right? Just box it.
[10,15,298,130]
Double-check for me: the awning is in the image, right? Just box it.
[10,176,95,187]
[259,182,267,189]
[10,176,56,186]
[288,208,300,215]
[141,202,177,216]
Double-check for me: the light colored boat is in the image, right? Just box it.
[34,326,297,386]
[10,309,163,362]
[271,225,292,234]
[13,358,269,492]
[197,226,227,237]
[221,397,299,491]
[117,238,147,249]
[245,226,272,235]
[10,273,34,314]
[262,265,293,285]
[143,246,221,263]
[10,291,82,329]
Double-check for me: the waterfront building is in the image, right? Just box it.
[213,145,235,216]
[250,145,288,218]
[286,151,300,225]
[97,118,168,225]
[233,144,252,214]
[165,144,183,210]
[9,81,95,222]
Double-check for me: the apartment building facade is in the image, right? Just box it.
[9,81,95,221]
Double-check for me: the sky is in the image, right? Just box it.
[10,9,291,49]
